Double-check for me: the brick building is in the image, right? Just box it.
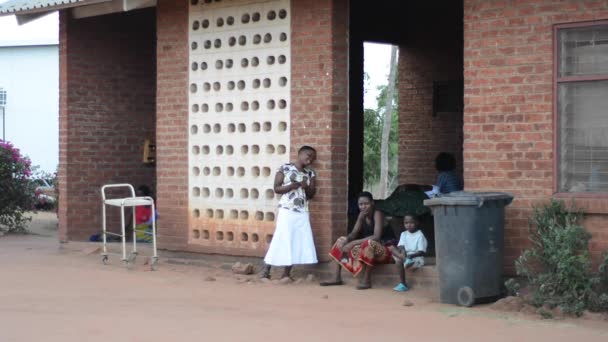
[2,0,607,273]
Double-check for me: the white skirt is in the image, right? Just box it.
[264,208,318,266]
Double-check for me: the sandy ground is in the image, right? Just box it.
[1,213,607,342]
[24,211,58,237]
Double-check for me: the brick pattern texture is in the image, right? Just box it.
[464,0,608,271]
[58,9,156,241]
[397,27,464,186]
[58,0,608,274]
[290,0,349,260]
[154,0,190,252]
[156,0,350,259]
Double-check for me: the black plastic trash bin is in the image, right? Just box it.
[424,192,513,307]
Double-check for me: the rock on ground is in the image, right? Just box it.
[278,277,292,285]
[519,304,538,316]
[490,296,524,312]
[581,310,608,321]
[231,262,254,275]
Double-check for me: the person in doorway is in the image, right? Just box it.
[434,152,463,194]
[88,185,157,242]
[320,192,394,290]
[260,146,318,280]
[390,214,428,292]
[134,185,157,242]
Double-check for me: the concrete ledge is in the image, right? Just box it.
[60,240,440,300]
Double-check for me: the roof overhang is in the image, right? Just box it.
[0,0,155,24]
[71,0,156,19]
[0,0,108,16]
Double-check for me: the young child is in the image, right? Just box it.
[390,214,428,292]
[434,152,463,194]
[260,146,318,280]
[134,185,157,242]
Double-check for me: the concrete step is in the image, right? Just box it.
[164,251,440,291]
[81,241,441,299]
[295,259,440,300]
[165,254,439,289]
[373,263,439,289]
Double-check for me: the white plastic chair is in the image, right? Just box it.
[101,184,158,269]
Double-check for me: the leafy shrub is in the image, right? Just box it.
[513,200,607,316]
[0,140,34,233]
[504,278,520,297]
[588,252,608,312]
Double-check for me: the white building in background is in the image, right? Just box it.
[0,12,58,173]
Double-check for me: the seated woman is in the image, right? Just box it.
[320,192,394,290]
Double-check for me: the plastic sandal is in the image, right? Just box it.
[319,280,344,286]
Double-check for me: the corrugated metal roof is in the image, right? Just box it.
[0,0,107,15]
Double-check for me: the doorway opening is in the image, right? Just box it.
[361,42,400,199]
[348,1,465,257]
[61,8,157,240]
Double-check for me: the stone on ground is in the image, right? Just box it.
[490,296,524,312]
[231,262,254,275]
[402,300,414,307]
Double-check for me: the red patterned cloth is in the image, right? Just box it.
[329,238,394,277]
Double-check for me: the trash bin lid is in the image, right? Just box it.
[423,191,513,207]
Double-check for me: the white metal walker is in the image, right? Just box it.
[101,184,158,270]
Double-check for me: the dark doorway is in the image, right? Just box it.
[348,1,464,256]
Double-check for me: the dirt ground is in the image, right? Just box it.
[1,213,607,342]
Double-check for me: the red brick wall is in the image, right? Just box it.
[155,0,349,260]
[464,0,608,271]
[58,9,156,240]
[397,16,464,186]
[154,0,190,252]
[291,0,349,260]
[58,11,68,241]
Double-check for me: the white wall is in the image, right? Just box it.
[0,44,58,173]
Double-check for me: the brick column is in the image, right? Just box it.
[155,0,190,251]
[291,0,349,260]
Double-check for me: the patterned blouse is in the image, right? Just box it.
[277,163,316,212]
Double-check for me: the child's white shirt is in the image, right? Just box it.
[397,230,428,267]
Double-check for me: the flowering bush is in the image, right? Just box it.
[0,140,34,233]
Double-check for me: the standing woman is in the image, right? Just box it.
[260,146,318,280]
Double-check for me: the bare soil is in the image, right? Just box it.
[0,213,607,341]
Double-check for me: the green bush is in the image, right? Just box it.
[588,252,608,312]
[0,140,34,233]
[513,200,608,316]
